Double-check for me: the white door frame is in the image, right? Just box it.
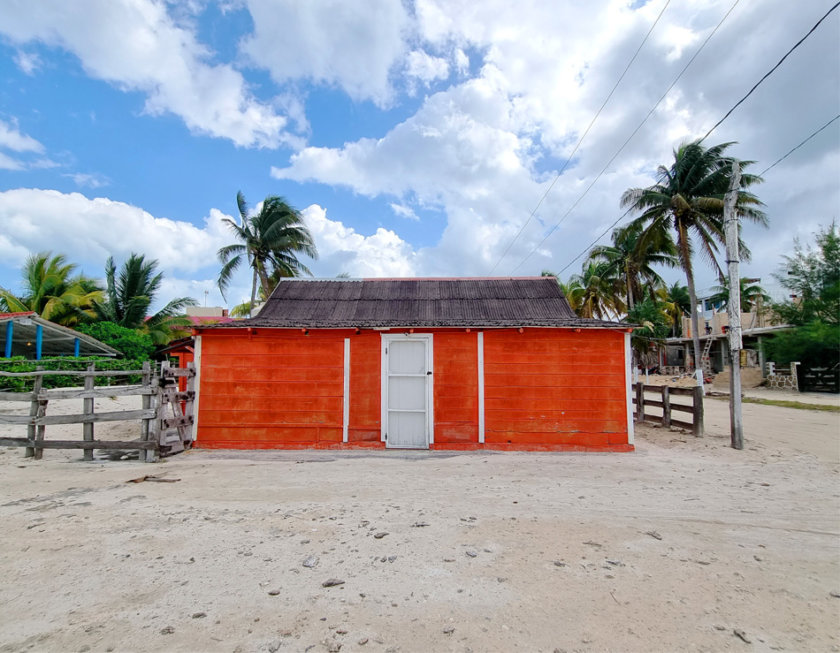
[381,333,434,448]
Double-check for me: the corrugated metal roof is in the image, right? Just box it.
[208,277,624,329]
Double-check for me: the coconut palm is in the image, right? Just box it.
[620,140,766,375]
[588,220,677,310]
[663,282,691,336]
[217,192,318,316]
[565,261,624,320]
[709,277,771,313]
[0,252,102,326]
[625,296,672,365]
[93,254,196,345]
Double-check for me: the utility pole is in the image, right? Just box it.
[724,161,743,450]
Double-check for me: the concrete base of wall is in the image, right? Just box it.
[194,441,635,452]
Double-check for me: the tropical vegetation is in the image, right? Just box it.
[1,250,196,364]
[765,224,840,369]
[620,139,766,373]
[0,252,102,326]
[0,356,146,393]
[92,253,196,345]
[548,141,770,368]
[75,321,155,361]
[217,191,318,316]
[588,220,677,310]
[708,277,770,313]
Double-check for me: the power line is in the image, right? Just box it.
[557,113,840,279]
[489,0,672,274]
[557,207,635,275]
[759,113,840,176]
[702,1,840,141]
[508,0,741,273]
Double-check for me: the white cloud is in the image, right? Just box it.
[0,118,44,153]
[0,188,232,276]
[454,49,470,75]
[301,204,417,278]
[405,50,449,84]
[0,0,290,148]
[63,173,110,189]
[273,75,556,273]
[0,189,418,309]
[389,203,419,221]
[0,119,55,171]
[240,0,410,105]
[270,0,839,288]
[0,152,25,171]
[13,50,41,75]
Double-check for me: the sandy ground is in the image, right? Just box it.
[0,394,838,653]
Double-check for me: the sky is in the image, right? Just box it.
[0,0,838,311]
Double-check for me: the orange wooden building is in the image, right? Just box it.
[192,278,634,452]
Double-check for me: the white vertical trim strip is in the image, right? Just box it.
[192,335,202,441]
[342,338,350,443]
[427,333,434,446]
[624,332,634,445]
[477,331,485,444]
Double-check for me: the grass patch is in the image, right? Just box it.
[711,396,840,412]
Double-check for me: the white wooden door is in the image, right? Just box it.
[383,336,432,448]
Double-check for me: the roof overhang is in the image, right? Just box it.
[0,314,119,358]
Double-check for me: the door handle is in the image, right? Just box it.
[426,371,433,375]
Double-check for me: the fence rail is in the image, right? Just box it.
[0,361,195,462]
[631,383,703,436]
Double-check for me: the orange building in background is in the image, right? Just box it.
[192,278,634,452]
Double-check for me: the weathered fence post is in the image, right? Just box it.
[140,361,154,462]
[83,363,95,461]
[635,382,645,422]
[184,362,196,448]
[692,385,704,437]
[33,388,48,460]
[661,386,671,428]
[24,368,43,458]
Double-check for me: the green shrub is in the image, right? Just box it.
[763,321,840,369]
[75,322,154,360]
[0,356,147,393]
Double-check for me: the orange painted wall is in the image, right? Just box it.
[197,330,345,448]
[484,329,628,447]
[347,331,380,443]
[433,331,479,444]
[195,327,630,450]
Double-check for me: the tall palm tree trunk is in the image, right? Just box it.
[256,262,272,299]
[677,225,703,381]
[249,267,258,318]
[626,267,634,310]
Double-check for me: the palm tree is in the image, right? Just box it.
[625,296,672,365]
[588,220,677,310]
[217,192,318,316]
[620,140,766,375]
[663,282,691,336]
[566,261,625,320]
[709,277,770,313]
[93,254,196,345]
[0,252,102,326]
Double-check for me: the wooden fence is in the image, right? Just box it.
[632,383,704,436]
[0,361,195,462]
